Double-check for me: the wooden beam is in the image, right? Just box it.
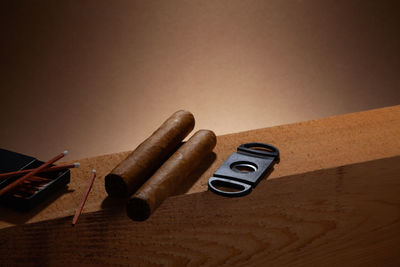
[1,105,399,228]
[1,156,400,266]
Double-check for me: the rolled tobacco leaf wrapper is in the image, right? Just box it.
[105,110,195,197]
[127,129,217,221]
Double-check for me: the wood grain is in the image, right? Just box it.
[188,104,400,193]
[0,105,399,229]
[1,156,400,266]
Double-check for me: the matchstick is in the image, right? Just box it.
[0,151,68,196]
[23,176,51,183]
[0,163,80,180]
[72,169,97,226]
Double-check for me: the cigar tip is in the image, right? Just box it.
[176,109,192,116]
[174,110,195,125]
[74,162,80,168]
[63,150,69,156]
[105,174,129,197]
[127,197,151,221]
[92,169,96,173]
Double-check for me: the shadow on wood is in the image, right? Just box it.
[1,156,400,266]
[0,187,74,225]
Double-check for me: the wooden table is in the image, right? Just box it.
[1,105,399,266]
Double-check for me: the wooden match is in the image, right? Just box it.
[72,169,97,226]
[0,163,80,180]
[0,150,68,197]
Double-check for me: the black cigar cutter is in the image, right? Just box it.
[208,143,279,197]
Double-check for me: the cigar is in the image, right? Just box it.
[105,110,195,197]
[127,129,216,221]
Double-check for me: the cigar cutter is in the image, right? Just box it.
[208,143,279,197]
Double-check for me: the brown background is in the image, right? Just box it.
[1,0,399,161]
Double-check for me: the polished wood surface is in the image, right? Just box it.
[0,105,399,229]
[1,155,399,266]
